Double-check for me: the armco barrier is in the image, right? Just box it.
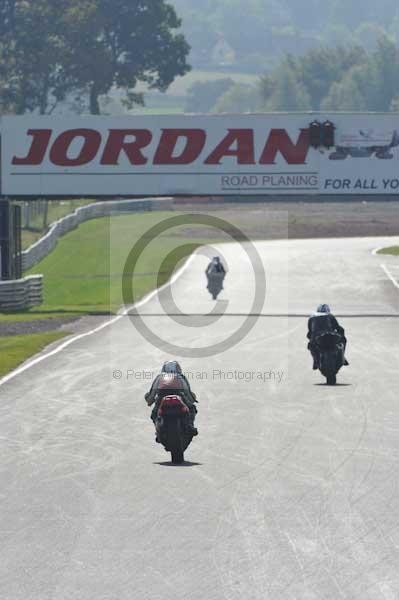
[0,275,43,311]
[21,197,174,271]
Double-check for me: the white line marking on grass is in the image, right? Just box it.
[381,264,399,290]
[0,252,198,388]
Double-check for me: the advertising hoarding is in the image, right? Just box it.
[2,114,399,196]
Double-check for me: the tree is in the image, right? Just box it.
[213,83,261,113]
[295,45,367,110]
[370,35,399,111]
[76,0,191,114]
[0,0,100,114]
[258,45,367,112]
[264,64,311,111]
[258,73,274,105]
[165,2,218,66]
[167,0,399,71]
[0,0,190,115]
[185,78,234,113]
[320,73,367,111]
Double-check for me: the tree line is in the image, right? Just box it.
[170,0,399,71]
[0,0,190,115]
[185,36,399,114]
[263,37,399,112]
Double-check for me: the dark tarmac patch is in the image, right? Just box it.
[0,316,81,337]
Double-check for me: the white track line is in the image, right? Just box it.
[372,243,399,290]
[381,263,399,290]
[0,252,198,388]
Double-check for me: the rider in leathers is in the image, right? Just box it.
[206,256,226,276]
[307,304,349,370]
[145,361,198,437]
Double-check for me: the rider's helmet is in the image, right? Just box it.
[162,360,182,374]
[317,304,331,314]
[213,256,220,262]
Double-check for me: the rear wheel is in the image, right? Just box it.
[326,373,336,385]
[321,352,337,386]
[171,449,184,464]
[165,419,184,464]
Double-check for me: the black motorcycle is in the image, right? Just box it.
[155,394,195,464]
[206,271,225,300]
[314,331,345,385]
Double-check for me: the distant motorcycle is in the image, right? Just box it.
[314,331,345,385]
[155,394,195,464]
[206,271,225,300]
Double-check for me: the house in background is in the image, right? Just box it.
[212,36,236,66]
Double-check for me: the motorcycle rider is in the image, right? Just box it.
[145,361,198,438]
[307,304,349,370]
[206,256,226,276]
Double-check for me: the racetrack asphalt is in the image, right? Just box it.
[0,236,399,600]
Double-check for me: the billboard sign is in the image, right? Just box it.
[2,114,399,196]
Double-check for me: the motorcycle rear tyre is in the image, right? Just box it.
[166,419,185,464]
[326,373,337,385]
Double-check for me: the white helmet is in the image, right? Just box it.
[162,360,182,374]
[317,304,331,314]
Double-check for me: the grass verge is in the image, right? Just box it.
[25,211,222,313]
[0,332,68,379]
[0,209,226,376]
[378,246,399,255]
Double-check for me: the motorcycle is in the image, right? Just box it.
[155,394,195,464]
[206,271,225,300]
[314,331,345,385]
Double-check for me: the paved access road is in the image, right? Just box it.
[1,236,399,600]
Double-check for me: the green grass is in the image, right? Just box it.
[0,332,68,378]
[378,246,399,255]
[26,211,222,313]
[20,199,93,250]
[0,209,224,377]
[0,206,256,377]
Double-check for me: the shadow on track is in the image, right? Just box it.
[313,383,352,387]
[154,461,202,468]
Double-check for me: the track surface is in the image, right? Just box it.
[1,237,399,600]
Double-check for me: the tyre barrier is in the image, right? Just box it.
[0,275,43,311]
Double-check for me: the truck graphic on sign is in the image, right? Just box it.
[329,129,399,160]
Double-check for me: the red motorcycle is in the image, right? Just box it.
[156,395,195,464]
